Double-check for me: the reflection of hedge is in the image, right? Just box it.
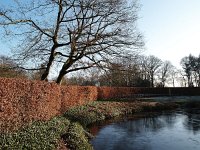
[1,77,200,132]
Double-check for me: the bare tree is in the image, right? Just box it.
[143,55,162,87]
[191,54,200,87]
[169,67,178,87]
[98,56,151,87]
[158,61,174,87]
[180,55,194,87]
[0,0,143,84]
[138,55,150,82]
[180,54,200,87]
[177,69,187,87]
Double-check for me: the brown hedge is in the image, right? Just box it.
[97,87,142,100]
[0,78,98,132]
[97,87,200,100]
[60,86,98,113]
[0,78,61,132]
[1,77,200,132]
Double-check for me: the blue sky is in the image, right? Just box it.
[138,0,200,68]
[0,0,200,68]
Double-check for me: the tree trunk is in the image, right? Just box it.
[56,71,65,84]
[41,46,56,81]
[150,74,154,87]
[151,78,154,87]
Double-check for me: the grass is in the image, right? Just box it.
[64,102,118,127]
[64,101,178,127]
[0,100,179,150]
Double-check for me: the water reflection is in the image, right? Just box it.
[184,109,200,134]
[90,110,200,150]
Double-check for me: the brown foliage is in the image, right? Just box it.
[0,78,98,132]
[97,87,200,100]
[1,77,200,132]
[0,78,61,132]
[60,86,98,113]
[97,87,142,100]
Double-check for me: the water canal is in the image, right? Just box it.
[90,109,200,150]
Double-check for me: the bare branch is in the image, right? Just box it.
[0,0,143,83]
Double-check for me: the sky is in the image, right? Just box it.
[0,0,200,69]
[138,0,200,68]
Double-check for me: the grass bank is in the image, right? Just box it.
[64,101,178,127]
[0,116,70,150]
[0,101,179,150]
[0,116,92,150]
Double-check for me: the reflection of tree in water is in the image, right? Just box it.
[184,109,200,134]
[114,113,177,133]
[92,113,178,150]
[91,111,200,150]
[115,117,163,134]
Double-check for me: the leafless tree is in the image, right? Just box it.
[141,55,162,87]
[98,56,150,87]
[180,55,193,87]
[193,55,200,87]
[138,55,149,81]
[177,69,187,87]
[169,67,178,87]
[0,0,143,84]
[158,61,174,87]
[180,54,200,87]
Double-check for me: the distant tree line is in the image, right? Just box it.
[1,53,199,87]
[64,54,200,87]
[64,55,176,87]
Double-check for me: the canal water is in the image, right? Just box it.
[90,109,200,150]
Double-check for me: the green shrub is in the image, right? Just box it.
[64,103,107,127]
[64,122,93,150]
[0,116,70,150]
